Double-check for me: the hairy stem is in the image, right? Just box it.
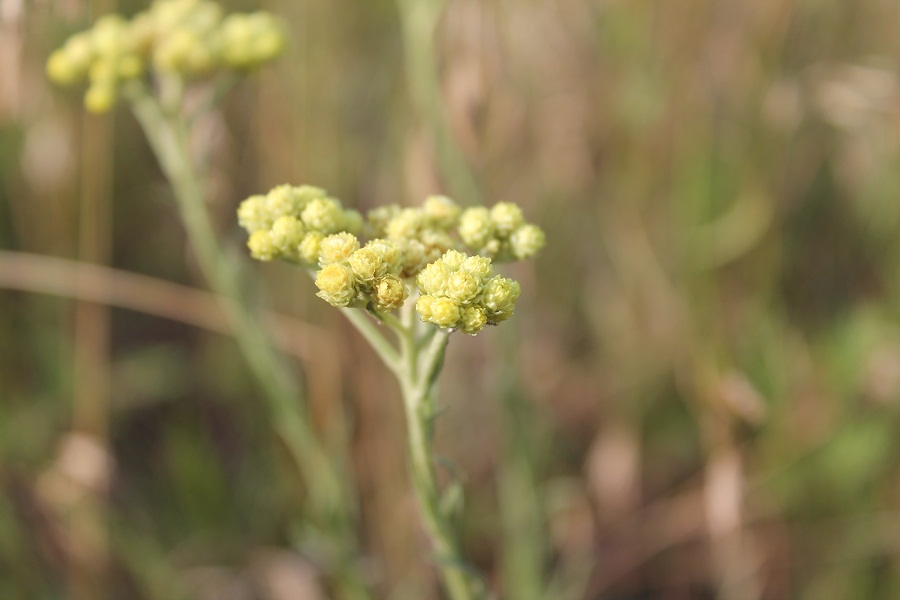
[401,324,489,600]
[349,294,486,598]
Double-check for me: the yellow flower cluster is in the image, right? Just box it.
[416,250,521,335]
[238,185,363,264]
[368,197,545,270]
[46,0,285,113]
[458,202,546,261]
[240,185,542,330]
[367,195,461,278]
[315,236,408,310]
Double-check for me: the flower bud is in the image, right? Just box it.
[423,195,460,228]
[460,306,488,335]
[365,239,403,275]
[47,50,84,85]
[440,249,466,271]
[458,207,494,250]
[64,34,95,72]
[447,270,481,304]
[348,248,381,281]
[372,275,408,310]
[315,263,358,307]
[91,14,129,57]
[461,255,492,279]
[419,228,454,254]
[84,81,117,113]
[299,232,324,264]
[490,202,524,235]
[319,232,360,266]
[386,208,423,241]
[482,276,521,322]
[237,194,270,233]
[221,12,285,69]
[510,224,546,259]
[429,297,461,328]
[156,27,217,76]
[417,261,451,296]
[366,205,400,237]
[247,230,277,261]
[265,184,305,219]
[270,215,306,256]
[301,197,345,234]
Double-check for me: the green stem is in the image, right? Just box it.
[346,293,487,598]
[123,83,369,600]
[400,329,488,600]
[341,307,402,374]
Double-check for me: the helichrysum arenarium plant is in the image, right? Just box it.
[239,185,545,599]
[47,3,373,599]
[47,1,546,598]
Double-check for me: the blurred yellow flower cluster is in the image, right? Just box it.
[47,0,285,113]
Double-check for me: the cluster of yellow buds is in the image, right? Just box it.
[46,14,145,113]
[366,196,461,278]
[416,250,520,335]
[315,235,408,310]
[366,196,545,275]
[458,202,546,261]
[239,185,543,333]
[238,185,363,264]
[47,0,285,113]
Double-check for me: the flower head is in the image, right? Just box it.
[315,263,358,307]
[415,249,520,334]
[319,232,360,266]
[372,275,408,311]
[458,202,545,262]
[238,184,361,266]
[509,224,546,260]
[236,184,541,329]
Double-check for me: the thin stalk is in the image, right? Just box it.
[352,295,486,598]
[123,83,369,599]
[341,307,402,375]
[401,326,489,600]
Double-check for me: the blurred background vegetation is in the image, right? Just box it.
[4,0,900,598]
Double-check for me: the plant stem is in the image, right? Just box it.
[123,83,369,599]
[400,327,488,600]
[340,295,487,598]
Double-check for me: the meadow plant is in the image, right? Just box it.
[239,186,545,599]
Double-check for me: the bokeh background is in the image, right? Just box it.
[4,0,900,598]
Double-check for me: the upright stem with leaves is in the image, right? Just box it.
[339,295,490,600]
